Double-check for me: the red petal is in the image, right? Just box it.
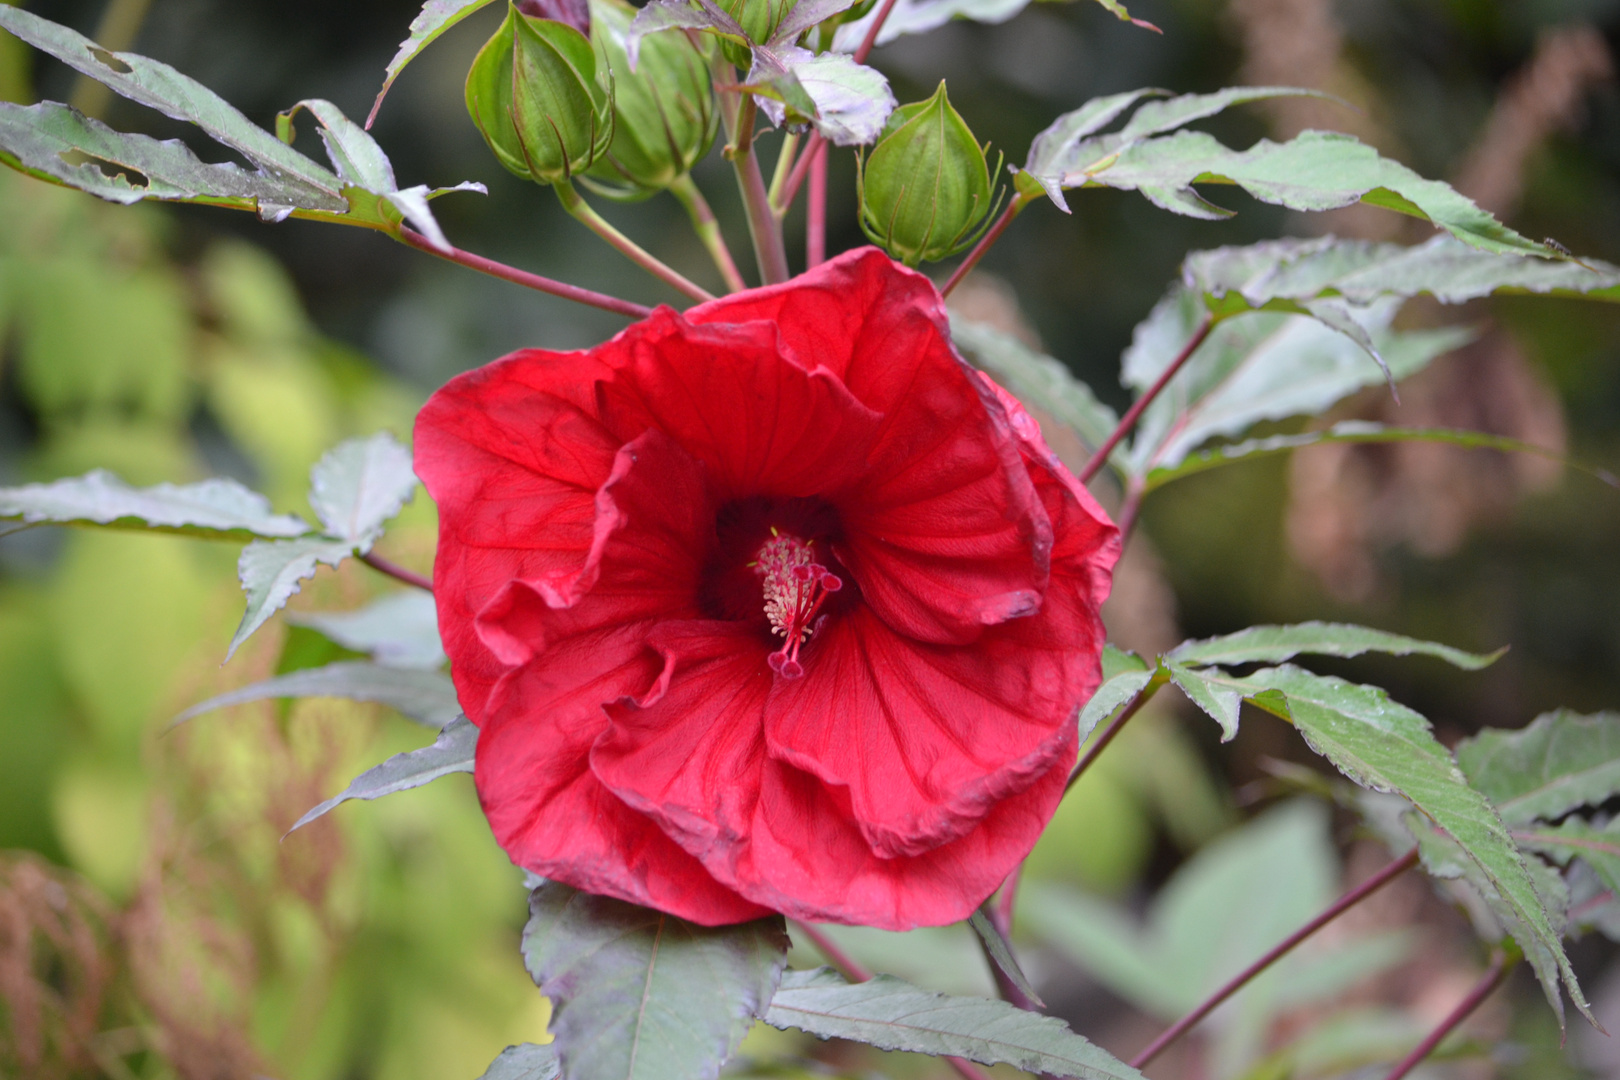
[691,249,1050,644]
[737,745,1075,928]
[415,348,623,723]
[764,604,1087,857]
[597,308,883,502]
[591,621,773,868]
[477,621,770,924]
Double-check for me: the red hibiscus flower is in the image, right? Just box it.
[414,248,1119,929]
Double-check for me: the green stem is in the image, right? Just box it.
[724,93,791,284]
[554,180,716,304]
[670,175,747,293]
[767,129,801,210]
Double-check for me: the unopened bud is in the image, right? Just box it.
[466,1,614,186]
[583,0,717,199]
[858,82,997,266]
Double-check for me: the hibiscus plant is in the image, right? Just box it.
[3,2,1620,1079]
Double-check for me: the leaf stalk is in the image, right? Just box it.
[940,192,1029,299]
[1381,947,1513,1080]
[1130,847,1421,1069]
[670,174,748,292]
[397,227,652,319]
[555,180,717,303]
[359,551,433,593]
[725,92,791,284]
[1077,315,1215,486]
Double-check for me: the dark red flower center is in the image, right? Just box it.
[700,496,854,672]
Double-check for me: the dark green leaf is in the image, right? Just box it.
[1168,621,1501,671]
[476,1044,561,1080]
[369,0,502,127]
[0,9,482,240]
[1100,643,1149,680]
[966,909,1044,1008]
[1227,665,1589,1026]
[951,317,1120,457]
[522,883,788,1080]
[308,432,418,547]
[175,660,461,728]
[0,5,343,206]
[229,535,358,659]
[764,967,1146,1079]
[1024,87,1323,211]
[1144,420,1620,492]
[1057,129,1554,257]
[285,591,445,669]
[1456,710,1620,827]
[288,714,477,832]
[0,468,310,540]
[0,101,336,215]
[1183,234,1620,310]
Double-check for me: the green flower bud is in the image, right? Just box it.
[582,0,718,200]
[717,0,798,54]
[466,1,614,186]
[858,82,999,266]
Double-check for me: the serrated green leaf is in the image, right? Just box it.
[764,967,1146,1079]
[1120,290,1466,475]
[1100,643,1149,679]
[0,468,311,540]
[1065,129,1552,257]
[1183,234,1620,310]
[308,432,418,547]
[1404,809,1570,1019]
[522,883,788,1080]
[175,660,461,728]
[229,535,358,660]
[1168,621,1501,671]
[1226,665,1589,1027]
[369,0,502,126]
[750,47,894,146]
[285,591,445,670]
[1167,663,1242,741]
[476,1044,561,1080]
[0,101,336,214]
[0,5,342,206]
[1455,710,1620,827]
[0,9,482,239]
[1077,669,1157,741]
[1024,87,1322,211]
[951,317,1120,457]
[966,909,1044,1008]
[287,714,476,832]
[1143,420,1620,492]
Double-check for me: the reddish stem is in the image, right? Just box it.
[807,140,828,268]
[359,551,433,593]
[1131,848,1422,1070]
[397,228,652,319]
[792,922,995,1080]
[1077,316,1215,486]
[1382,949,1512,1080]
[940,198,1021,299]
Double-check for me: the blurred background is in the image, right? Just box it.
[1,0,1619,1077]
